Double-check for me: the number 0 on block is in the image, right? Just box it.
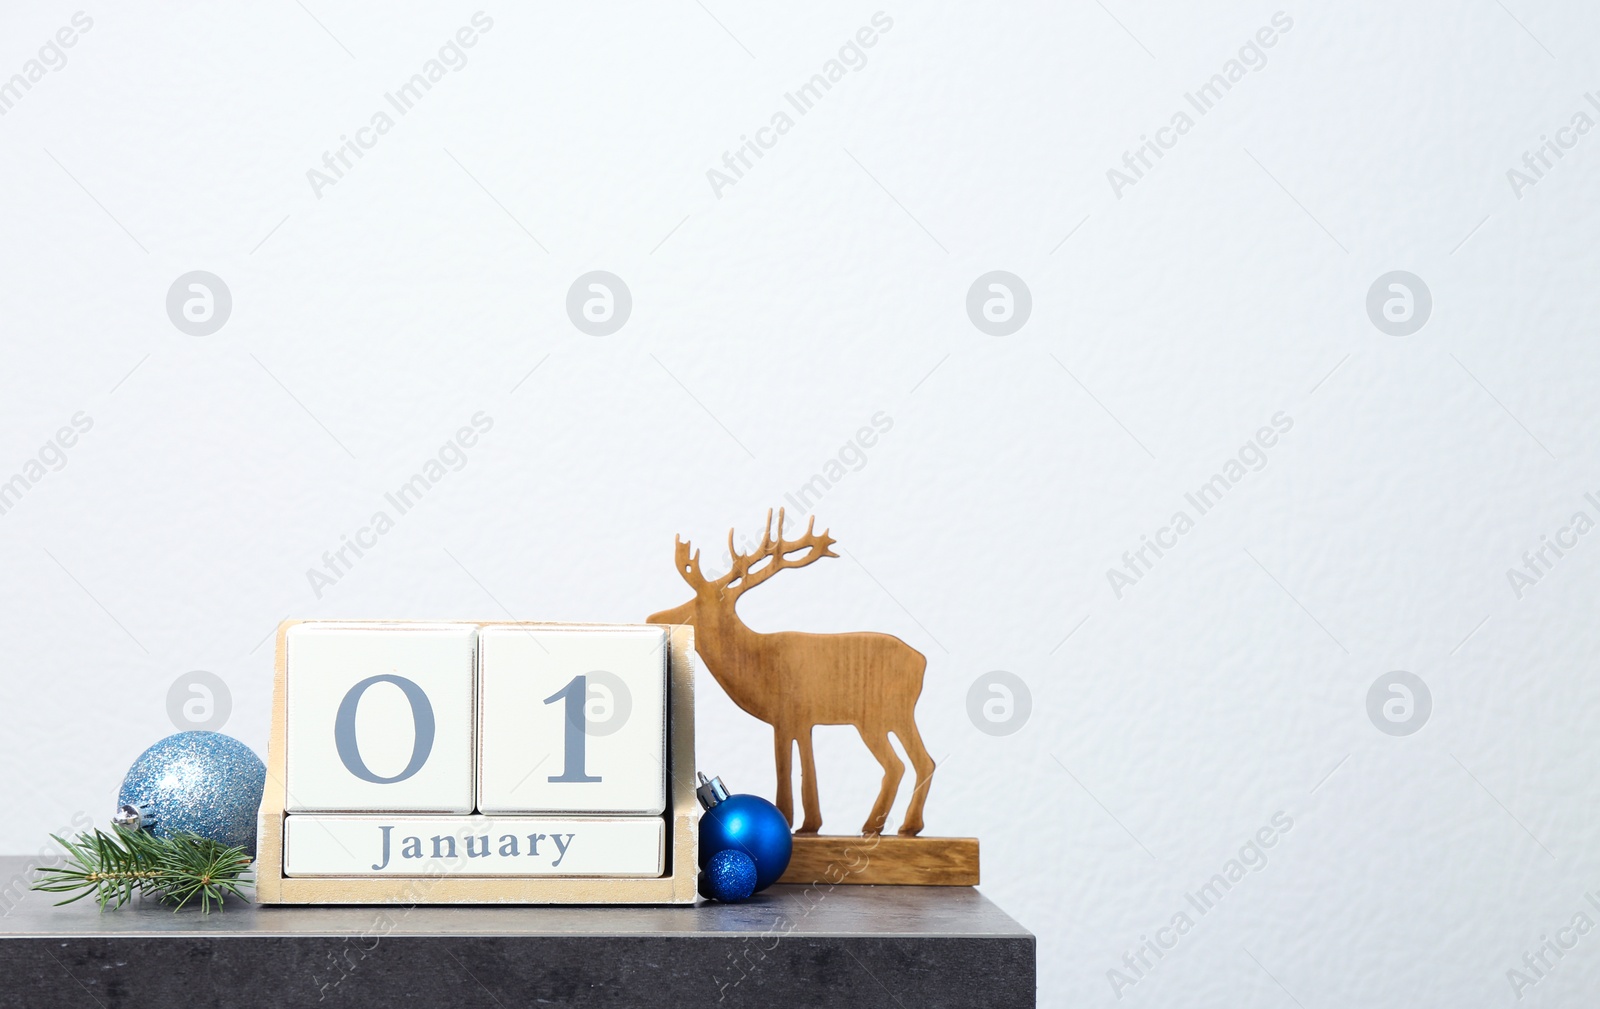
[285,622,478,813]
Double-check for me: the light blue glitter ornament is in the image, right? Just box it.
[113,731,266,857]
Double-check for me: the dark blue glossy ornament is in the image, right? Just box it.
[114,731,266,856]
[700,849,758,902]
[696,772,792,894]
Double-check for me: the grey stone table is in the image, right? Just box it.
[0,857,1034,1008]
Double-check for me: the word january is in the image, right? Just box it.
[370,825,575,871]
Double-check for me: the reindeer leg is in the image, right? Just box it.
[773,731,795,828]
[895,721,935,837]
[795,728,823,834]
[854,726,904,836]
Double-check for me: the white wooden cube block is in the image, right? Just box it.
[285,622,477,813]
[478,625,666,814]
[283,814,665,877]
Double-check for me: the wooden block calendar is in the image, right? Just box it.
[255,620,700,905]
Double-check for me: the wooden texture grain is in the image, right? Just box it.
[779,835,980,886]
[647,509,936,838]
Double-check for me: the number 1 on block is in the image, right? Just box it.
[544,675,603,783]
[478,626,667,814]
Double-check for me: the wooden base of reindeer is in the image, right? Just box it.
[778,835,979,886]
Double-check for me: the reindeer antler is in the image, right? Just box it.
[724,508,837,598]
[671,531,744,593]
[673,509,837,596]
[671,536,704,587]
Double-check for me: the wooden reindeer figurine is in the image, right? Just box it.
[648,509,935,837]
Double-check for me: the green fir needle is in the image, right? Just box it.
[31,825,253,913]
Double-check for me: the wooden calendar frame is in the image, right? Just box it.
[255,620,700,905]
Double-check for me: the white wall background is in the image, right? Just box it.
[4,1,1599,1005]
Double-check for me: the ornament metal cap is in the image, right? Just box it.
[111,804,146,830]
[696,772,730,810]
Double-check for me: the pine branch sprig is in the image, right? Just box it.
[32,826,253,912]
[153,832,254,912]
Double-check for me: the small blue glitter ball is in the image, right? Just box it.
[701,849,758,902]
[116,731,266,857]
